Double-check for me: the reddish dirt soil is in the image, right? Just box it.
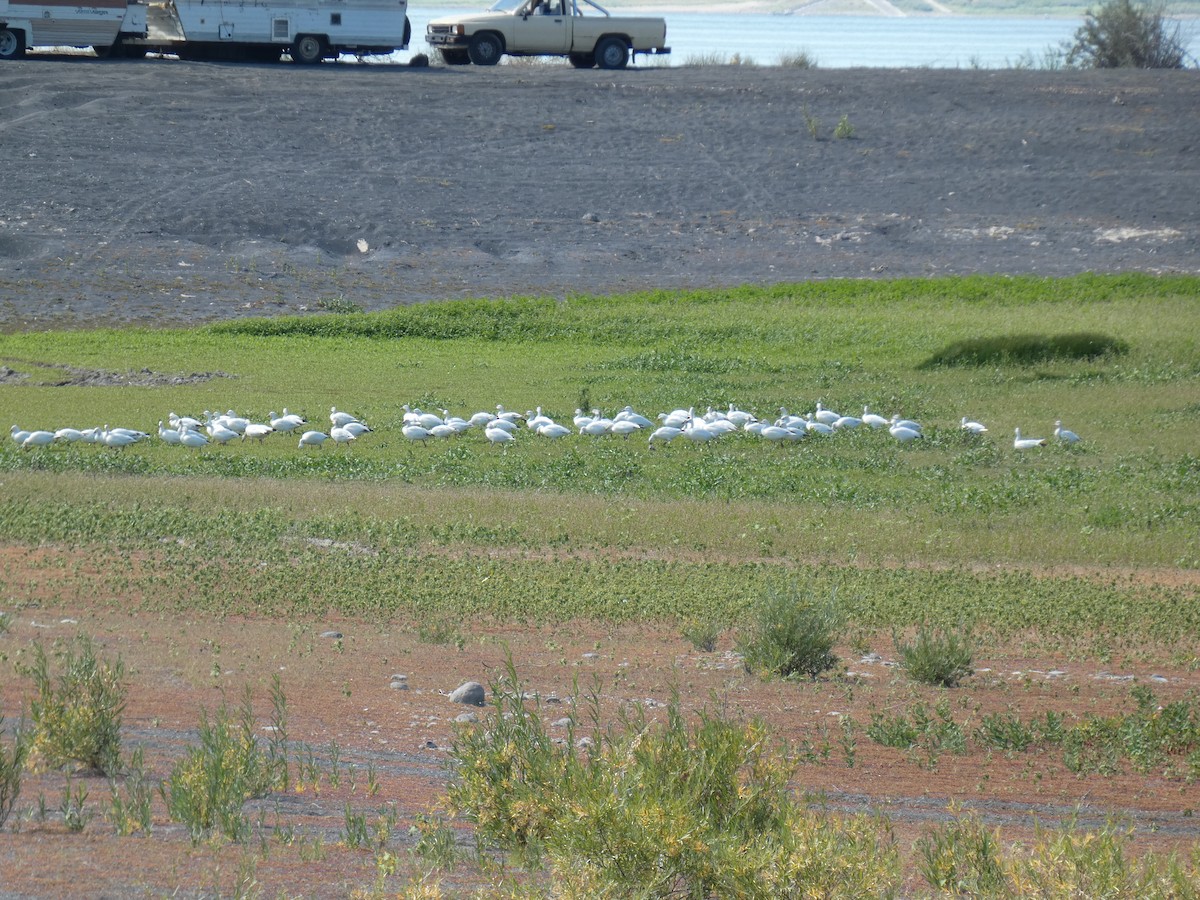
[2,579,1199,897]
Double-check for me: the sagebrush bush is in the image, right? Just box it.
[738,587,842,679]
[163,686,288,843]
[919,331,1129,368]
[447,660,899,897]
[23,635,125,776]
[1067,0,1189,68]
[0,713,28,829]
[895,625,974,687]
[917,813,1007,894]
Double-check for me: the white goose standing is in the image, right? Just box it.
[1054,420,1081,444]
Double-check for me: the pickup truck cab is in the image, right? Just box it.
[427,0,668,69]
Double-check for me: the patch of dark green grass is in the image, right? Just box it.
[918,332,1129,369]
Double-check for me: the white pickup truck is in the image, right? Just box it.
[426,0,668,69]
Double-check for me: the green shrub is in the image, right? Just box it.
[23,635,125,776]
[895,625,974,687]
[447,661,899,898]
[163,686,289,844]
[738,588,842,679]
[834,114,856,139]
[918,331,1129,368]
[681,619,721,653]
[917,813,1007,894]
[1067,0,1189,68]
[108,745,154,836]
[0,713,28,829]
[778,50,817,68]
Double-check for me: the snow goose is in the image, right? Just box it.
[525,408,554,431]
[961,417,988,434]
[725,406,756,428]
[11,426,31,445]
[814,402,840,426]
[402,424,432,444]
[298,430,329,449]
[615,407,654,429]
[660,409,692,429]
[158,421,182,445]
[648,425,683,447]
[429,423,458,439]
[495,405,523,424]
[243,423,274,443]
[484,424,515,447]
[833,414,863,430]
[775,408,805,429]
[22,430,55,449]
[207,422,239,445]
[329,407,359,428]
[179,425,209,449]
[890,415,922,434]
[889,420,923,443]
[54,428,86,443]
[269,411,305,433]
[343,421,372,437]
[171,412,204,432]
[487,417,519,434]
[330,425,357,447]
[610,420,643,438]
[219,411,249,434]
[101,426,139,449]
[862,406,890,429]
[468,410,497,428]
[537,422,571,439]
[415,410,444,430]
[579,418,611,436]
[1054,420,1081,444]
[682,418,721,443]
[1013,428,1047,450]
[759,424,792,444]
[805,414,835,436]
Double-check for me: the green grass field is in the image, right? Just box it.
[1,274,1197,655]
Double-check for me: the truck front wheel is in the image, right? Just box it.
[291,34,325,64]
[0,27,26,60]
[594,36,628,70]
[467,32,502,66]
[439,49,470,65]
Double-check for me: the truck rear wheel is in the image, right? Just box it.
[291,34,325,64]
[568,51,595,68]
[594,36,628,70]
[467,32,502,66]
[1,27,26,60]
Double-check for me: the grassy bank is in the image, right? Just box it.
[0,274,1196,650]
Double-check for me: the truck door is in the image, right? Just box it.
[512,0,570,53]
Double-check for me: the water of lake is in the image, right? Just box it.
[400,8,1197,67]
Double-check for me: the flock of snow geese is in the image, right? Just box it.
[10,403,1083,452]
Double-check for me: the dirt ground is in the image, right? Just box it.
[1,58,1197,330]
[2,591,1199,897]
[2,56,1200,897]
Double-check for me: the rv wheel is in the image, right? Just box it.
[291,34,325,64]
[1,27,27,60]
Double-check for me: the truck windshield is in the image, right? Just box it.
[487,0,525,10]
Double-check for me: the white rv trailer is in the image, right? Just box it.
[1,0,410,62]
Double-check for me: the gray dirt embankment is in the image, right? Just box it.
[1,60,1197,329]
